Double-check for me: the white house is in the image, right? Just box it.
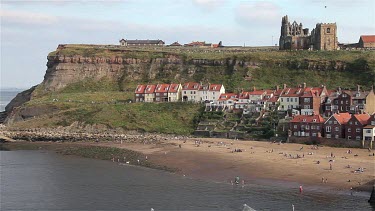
[199,83,225,102]
[182,82,201,102]
[279,88,303,111]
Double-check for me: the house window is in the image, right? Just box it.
[348,136,351,140]
[311,125,315,129]
[281,98,283,102]
[287,98,289,102]
[335,135,339,138]
[317,126,320,130]
[355,122,358,125]
[348,128,351,132]
[312,133,317,137]
[326,106,331,110]
[366,129,372,133]
[306,125,310,129]
[334,121,337,124]
[294,125,297,129]
[326,134,331,138]
[371,121,375,126]
[294,132,298,136]
[335,127,339,131]
[356,128,361,132]
[327,28,330,33]
[184,91,186,94]
[349,122,352,125]
[305,132,310,137]
[329,121,332,124]
[304,98,310,103]
[326,126,331,132]
[356,136,361,140]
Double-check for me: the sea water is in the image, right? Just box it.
[1,150,373,211]
[0,89,22,112]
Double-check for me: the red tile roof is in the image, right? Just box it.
[331,113,351,125]
[281,88,303,97]
[135,85,146,94]
[249,90,266,95]
[218,93,238,101]
[239,92,250,99]
[144,85,156,94]
[360,35,375,43]
[290,115,324,123]
[155,84,170,93]
[182,82,200,90]
[209,84,222,91]
[267,96,279,103]
[168,84,180,93]
[353,114,371,125]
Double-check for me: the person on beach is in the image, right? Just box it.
[322,177,324,183]
[330,163,332,170]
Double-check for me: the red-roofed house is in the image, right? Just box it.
[168,83,182,102]
[155,84,170,102]
[217,93,238,109]
[279,88,303,111]
[265,96,279,111]
[324,113,351,139]
[135,84,147,102]
[235,91,251,109]
[345,113,371,140]
[182,82,201,102]
[199,84,225,102]
[359,35,375,48]
[290,114,324,137]
[144,84,156,102]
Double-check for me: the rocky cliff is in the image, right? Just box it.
[42,51,349,92]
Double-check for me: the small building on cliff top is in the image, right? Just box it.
[119,38,165,46]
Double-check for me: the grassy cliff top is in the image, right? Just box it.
[48,44,375,62]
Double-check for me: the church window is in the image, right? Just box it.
[327,28,331,33]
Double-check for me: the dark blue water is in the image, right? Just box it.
[0,90,22,112]
[1,150,373,210]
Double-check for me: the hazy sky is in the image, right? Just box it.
[1,0,374,89]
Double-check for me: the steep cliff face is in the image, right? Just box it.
[41,53,348,92]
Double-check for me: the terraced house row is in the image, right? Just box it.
[135,83,375,116]
[289,113,375,142]
[134,82,225,102]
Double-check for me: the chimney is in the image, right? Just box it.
[253,86,256,91]
[357,85,360,92]
[338,87,342,93]
[276,85,280,91]
[283,84,287,89]
[303,82,306,88]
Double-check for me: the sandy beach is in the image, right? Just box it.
[92,138,375,192]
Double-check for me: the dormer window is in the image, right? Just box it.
[303,119,306,122]
[313,119,316,122]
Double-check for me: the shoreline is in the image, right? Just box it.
[1,136,374,193]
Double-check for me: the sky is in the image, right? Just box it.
[1,0,374,89]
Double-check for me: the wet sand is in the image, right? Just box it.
[93,138,375,192]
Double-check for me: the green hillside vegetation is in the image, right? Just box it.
[20,93,203,135]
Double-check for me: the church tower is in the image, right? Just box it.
[312,23,337,50]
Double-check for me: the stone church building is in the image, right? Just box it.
[279,15,338,51]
